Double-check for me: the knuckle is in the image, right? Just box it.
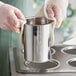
[13,19,18,25]
[7,15,18,26]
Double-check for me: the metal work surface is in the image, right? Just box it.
[9,45,76,76]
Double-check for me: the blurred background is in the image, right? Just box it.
[54,0,76,44]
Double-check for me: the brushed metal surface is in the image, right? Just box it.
[67,58,76,67]
[9,45,76,75]
[23,17,54,63]
[61,46,76,55]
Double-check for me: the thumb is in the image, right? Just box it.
[14,8,25,20]
[44,4,54,19]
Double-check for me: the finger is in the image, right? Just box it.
[14,8,25,20]
[7,12,20,28]
[52,5,63,28]
[3,22,20,33]
[6,16,21,33]
[3,22,15,31]
[0,24,9,30]
[46,4,54,18]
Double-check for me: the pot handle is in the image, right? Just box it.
[19,20,26,47]
[50,18,56,46]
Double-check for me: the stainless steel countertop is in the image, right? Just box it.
[11,73,76,76]
[9,45,76,76]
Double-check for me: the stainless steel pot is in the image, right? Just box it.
[20,17,55,63]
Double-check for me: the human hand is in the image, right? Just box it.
[44,0,68,28]
[0,2,26,32]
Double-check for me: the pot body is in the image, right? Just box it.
[23,17,54,63]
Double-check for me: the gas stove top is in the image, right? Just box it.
[9,45,76,76]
